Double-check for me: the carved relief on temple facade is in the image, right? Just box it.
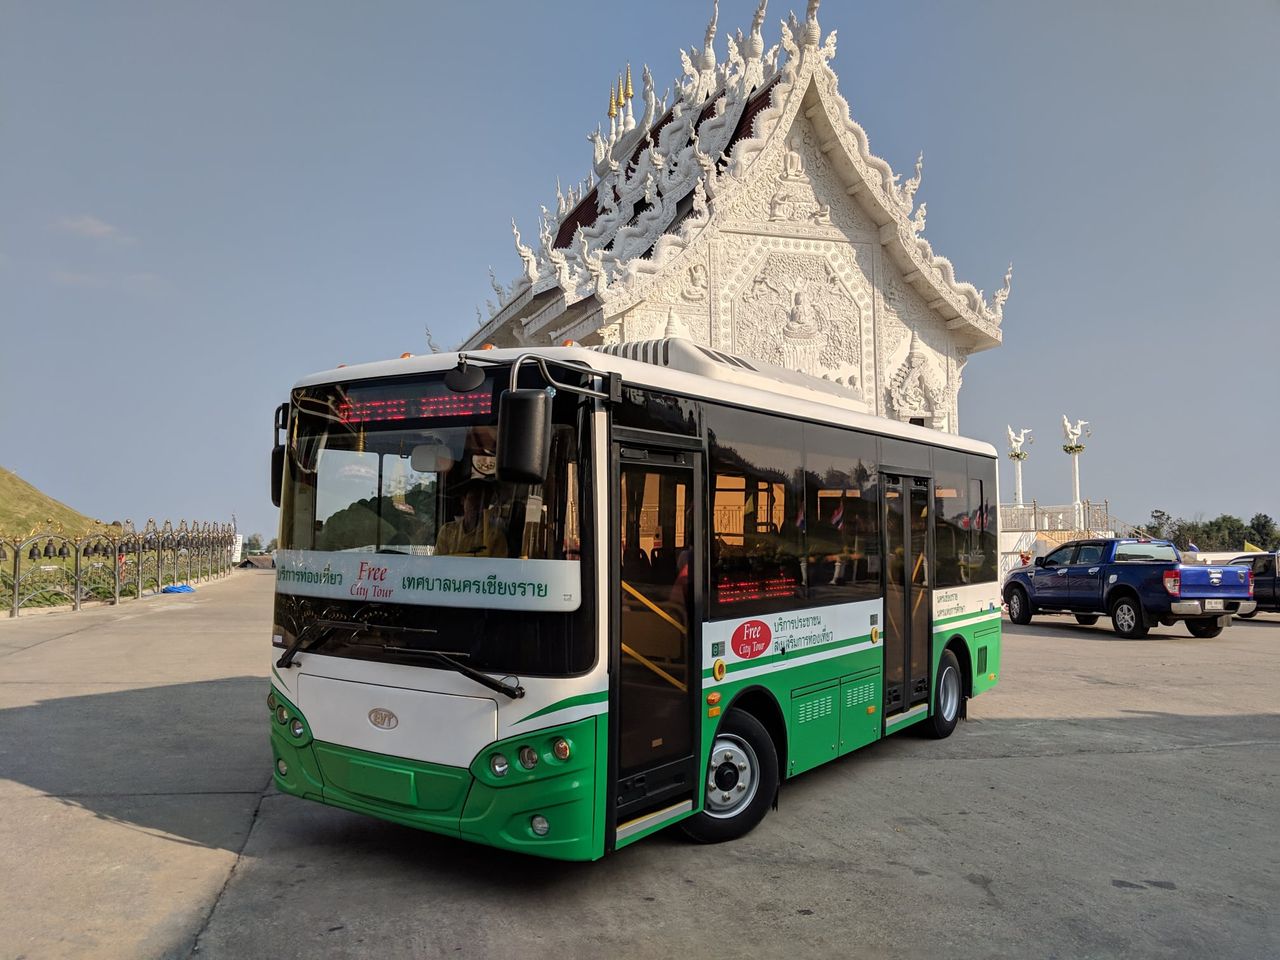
[721,243,870,396]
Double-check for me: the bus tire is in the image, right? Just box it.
[1074,614,1099,626]
[1186,618,1224,639]
[1110,595,1148,638]
[1007,586,1032,625]
[925,649,963,739]
[681,708,779,844]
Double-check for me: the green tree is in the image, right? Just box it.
[1246,513,1276,550]
[245,533,264,553]
[1146,509,1173,539]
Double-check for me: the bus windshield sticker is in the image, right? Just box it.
[275,549,581,612]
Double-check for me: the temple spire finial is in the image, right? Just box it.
[625,63,634,99]
[608,81,617,119]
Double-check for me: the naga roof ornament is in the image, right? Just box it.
[471,0,1009,369]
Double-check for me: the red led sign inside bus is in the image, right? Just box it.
[337,392,493,423]
[730,620,772,659]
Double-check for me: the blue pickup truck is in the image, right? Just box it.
[1004,538,1256,638]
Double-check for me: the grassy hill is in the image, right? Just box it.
[0,466,95,536]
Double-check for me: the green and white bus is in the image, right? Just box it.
[268,339,1001,861]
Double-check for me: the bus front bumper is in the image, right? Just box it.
[268,690,602,861]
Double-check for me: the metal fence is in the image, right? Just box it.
[0,519,237,618]
[999,500,1139,537]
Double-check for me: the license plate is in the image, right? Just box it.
[1205,599,1224,612]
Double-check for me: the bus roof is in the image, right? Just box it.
[292,342,998,459]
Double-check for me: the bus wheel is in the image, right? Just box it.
[925,649,963,739]
[681,709,779,844]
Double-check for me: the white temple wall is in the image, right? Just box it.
[593,112,963,432]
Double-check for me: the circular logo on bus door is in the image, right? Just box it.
[730,620,772,660]
[368,708,399,730]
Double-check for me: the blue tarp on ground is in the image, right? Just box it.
[161,584,195,593]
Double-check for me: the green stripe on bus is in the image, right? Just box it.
[933,610,1001,630]
[513,689,608,725]
[702,634,871,678]
[271,664,286,687]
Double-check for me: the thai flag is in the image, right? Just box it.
[795,508,806,532]
[1188,542,1201,552]
[829,502,844,530]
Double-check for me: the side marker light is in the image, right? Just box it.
[708,706,721,718]
[712,659,726,682]
[551,737,571,761]
[866,705,876,715]
[706,692,722,705]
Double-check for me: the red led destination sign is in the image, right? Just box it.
[335,385,493,423]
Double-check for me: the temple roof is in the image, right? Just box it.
[467,0,1010,353]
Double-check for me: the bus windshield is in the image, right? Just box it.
[274,371,593,676]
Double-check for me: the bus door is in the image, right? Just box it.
[611,440,702,839]
[881,473,933,718]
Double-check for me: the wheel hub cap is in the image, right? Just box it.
[939,665,960,722]
[704,734,759,819]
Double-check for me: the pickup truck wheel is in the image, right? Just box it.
[1186,618,1224,639]
[1074,614,1099,626]
[1007,586,1032,625]
[1110,596,1149,638]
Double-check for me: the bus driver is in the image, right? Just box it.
[434,480,508,557]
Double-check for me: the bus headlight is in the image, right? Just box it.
[276,758,288,777]
[489,753,510,777]
[290,718,305,738]
[267,691,278,711]
[275,705,289,724]
[551,737,571,761]
[530,815,550,836]
[518,746,539,769]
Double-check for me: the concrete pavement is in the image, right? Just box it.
[1,577,1277,959]
[0,572,274,960]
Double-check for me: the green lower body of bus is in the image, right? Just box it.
[269,618,1000,861]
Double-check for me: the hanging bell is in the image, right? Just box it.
[43,540,56,558]
[29,544,40,561]
[58,542,71,559]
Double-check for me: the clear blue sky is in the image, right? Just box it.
[3,1,1277,540]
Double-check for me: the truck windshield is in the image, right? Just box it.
[274,370,594,676]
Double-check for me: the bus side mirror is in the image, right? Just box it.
[497,389,552,484]
[270,445,285,507]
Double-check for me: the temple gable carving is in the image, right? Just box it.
[465,1,1009,434]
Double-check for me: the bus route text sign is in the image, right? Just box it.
[275,550,581,612]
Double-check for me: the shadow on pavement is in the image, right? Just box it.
[0,676,270,851]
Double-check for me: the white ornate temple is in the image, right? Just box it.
[464,0,1010,434]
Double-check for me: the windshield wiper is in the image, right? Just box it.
[382,646,525,700]
[276,619,368,668]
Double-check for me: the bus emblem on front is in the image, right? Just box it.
[368,708,399,730]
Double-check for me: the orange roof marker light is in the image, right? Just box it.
[400,352,414,359]
[480,343,497,350]
[561,339,578,347]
